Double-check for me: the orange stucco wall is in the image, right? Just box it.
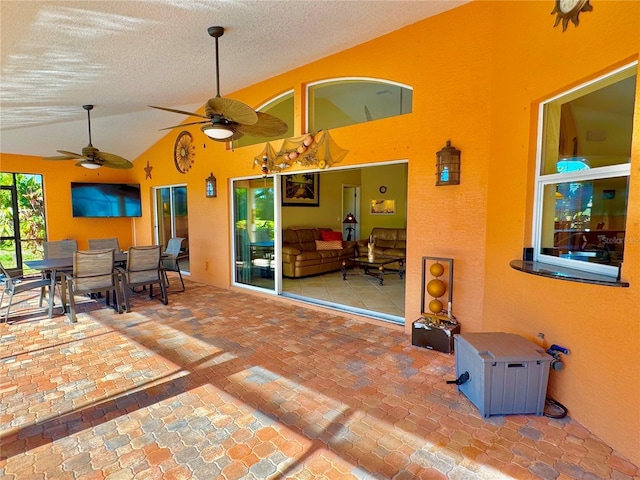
[1,0,638,466]
[485,2,639,465]
[0,153,135,249]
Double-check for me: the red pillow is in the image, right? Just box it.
[321,230,343,241]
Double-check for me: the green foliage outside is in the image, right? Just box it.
[253,188,274,240]
[0,173,46,270]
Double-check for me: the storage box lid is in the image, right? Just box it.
[455,332,551,363]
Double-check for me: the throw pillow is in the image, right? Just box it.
[321,230,343,241]
[315,240,343,250]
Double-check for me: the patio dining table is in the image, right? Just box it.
[25,252,130,314]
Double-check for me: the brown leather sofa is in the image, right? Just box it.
[282,227,356,278]
[357,227,406,257]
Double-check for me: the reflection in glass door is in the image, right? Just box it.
[232,177,275,290]
[154,185,189,272]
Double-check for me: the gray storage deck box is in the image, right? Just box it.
[454,332,551,418]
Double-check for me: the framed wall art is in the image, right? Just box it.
[282,173,320,206]
[370,199,396,215]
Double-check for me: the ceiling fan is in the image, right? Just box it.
[149,26,288,142]
[44,105,133,169]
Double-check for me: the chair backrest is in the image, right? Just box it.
[88,238,120,251]
[126,245,162,284]
[72,249,115,290]
[164,238,185,257]
[44,240,78,259]
[0,262,16,289]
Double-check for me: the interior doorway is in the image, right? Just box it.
[342,185,361,241]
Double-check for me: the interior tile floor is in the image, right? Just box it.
[282,269,405,319]
[1,276,638,480]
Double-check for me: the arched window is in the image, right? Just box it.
[307,78,412,131]
[232,90,294,148]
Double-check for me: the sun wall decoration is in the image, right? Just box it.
[174,131,195,174]
[551,0,592,31]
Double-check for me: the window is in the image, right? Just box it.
[232,91,294,149]
[307,78,412,132]
[534,64,636,277]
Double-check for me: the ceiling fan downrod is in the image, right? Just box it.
[207,26,224,99]
[83,104,94,147]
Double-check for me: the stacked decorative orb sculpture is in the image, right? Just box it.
[427,262,447,314]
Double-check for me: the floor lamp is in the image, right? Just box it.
[342,213,358,241]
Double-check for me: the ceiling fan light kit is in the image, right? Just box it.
[79,161,102,170]
[151,26,288,143]
[201,124,235,140]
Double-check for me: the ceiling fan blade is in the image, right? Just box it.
[45,150,84,160]
[97,151,134,169]
[205,97,258,125]
[236,112,288,138]
[159,120,210,131]
[44,155,77,161]
[149,105,210,120]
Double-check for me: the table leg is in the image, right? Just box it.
[399,259,405,279]
[59,271,68,314]
[342,261,347,280]
[378,266,384,286]
[48,273,55,318]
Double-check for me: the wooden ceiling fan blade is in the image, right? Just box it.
[206,97,257,125]
[159,120,209,131]
[149,105,210,119]
[44,155,77,161]
[236,112,288,138]
[98,151,134,169]
[46,150,84,160]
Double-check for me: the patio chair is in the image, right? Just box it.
[0,262,55,322]
[88,238,120,251]
[117,245,167,311]
[42,239,78,305]
[161,237,186,292]
[44,239,78,259]
[63,249,123,323]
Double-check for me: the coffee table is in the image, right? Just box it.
[341,255,405,285]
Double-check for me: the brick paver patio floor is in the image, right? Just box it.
[1,278,638,479]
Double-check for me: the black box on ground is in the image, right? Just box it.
[412,316,460,353]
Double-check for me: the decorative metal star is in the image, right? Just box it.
[144,160,153,179]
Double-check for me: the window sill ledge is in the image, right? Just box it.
[509,260,629,287]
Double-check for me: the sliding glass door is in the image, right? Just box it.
[232,177,275,290]
[154,185,189,272]
[0,173,45,274]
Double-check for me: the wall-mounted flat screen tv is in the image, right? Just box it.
[71,182,142,218]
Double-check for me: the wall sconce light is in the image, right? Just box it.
[436,140,461,186]
[205,172,217,198]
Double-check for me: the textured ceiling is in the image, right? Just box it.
[0,0,469,162]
